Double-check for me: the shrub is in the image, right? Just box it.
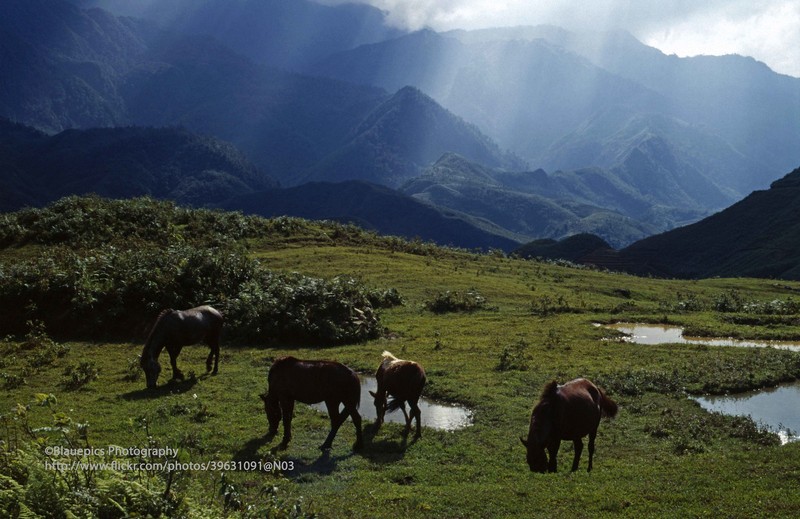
[425,289,487,313]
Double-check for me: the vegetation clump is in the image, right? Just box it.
[0,197,404,345]
[424,289,488,313]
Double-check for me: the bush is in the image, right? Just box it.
[424,289,488,313]
[0,245,383,344]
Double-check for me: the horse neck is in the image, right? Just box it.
[142,311,171,361]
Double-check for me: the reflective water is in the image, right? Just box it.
[603,323,800,352]
[310,376,473,431]
[693,382,800,445]
[600,323,800,444]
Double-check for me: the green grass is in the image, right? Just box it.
[3,212,800,517]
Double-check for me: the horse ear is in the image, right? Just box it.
[368,391,377,398]
[519,436,528,447]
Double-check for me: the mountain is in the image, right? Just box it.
[513,233,614,263]
[0,118,276,211]
[315,26,800,202]
[73,0,403,71]
[401,153,716,248]
[0,0,518,189]
[516,165,800,280]
[304,86,526,186]
[220,181,520,251]
[616,166,800,279]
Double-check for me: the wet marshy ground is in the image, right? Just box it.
[601,323,800,444]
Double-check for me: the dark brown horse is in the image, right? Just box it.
[140,305,223,389]
[369,351,426,438]
[260,356,363,450]
[520,378,618,473]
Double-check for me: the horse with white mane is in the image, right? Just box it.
[369,351,426,437]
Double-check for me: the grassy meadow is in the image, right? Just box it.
[2,198,800,517]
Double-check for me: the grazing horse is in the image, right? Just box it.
[260,356,363,450]
[369,351,426,438]
[139,305,223,389]
[520,378,618,473]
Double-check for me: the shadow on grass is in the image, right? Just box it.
[119,376,200,400]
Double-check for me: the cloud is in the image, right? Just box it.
[317,0,800,77]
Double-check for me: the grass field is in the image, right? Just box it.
[2,214,800,517]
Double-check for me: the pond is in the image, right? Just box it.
[600,323,800,444]
[602,323,800,352]
[310,375,473,431]
[693,382,800,445]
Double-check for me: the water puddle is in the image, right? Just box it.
[310,376,473,431]
[693,382,800,445]
[601,323,800,352]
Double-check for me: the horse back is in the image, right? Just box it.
[269,357,360,406]
[380,360,426,399]
[553,378,604,440]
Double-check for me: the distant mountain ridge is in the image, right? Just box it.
[315,26,800,199]
[0,118,276,211]
[514,165,800,280]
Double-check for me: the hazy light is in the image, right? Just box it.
[316,0,800,77]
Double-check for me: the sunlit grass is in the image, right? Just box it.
[3,238,800,517]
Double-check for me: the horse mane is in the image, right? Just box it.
[380,350,401,369]
[539,380,559,402]
[141,309,173,362]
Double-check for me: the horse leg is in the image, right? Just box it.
[587,429,597,472]
[349,405,363,450]
[571,439,584,472]
[547,441,560,473]
[409,399,422,438]
[320,401,348,450]
[206,329,220,374]
[398,402,411,434]
[168,347,184,380]
[279,398,295,448]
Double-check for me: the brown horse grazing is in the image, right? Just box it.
[520,378,618,473]
[140,305,223,389]
[369,351,426,438]
[260,356,363,450]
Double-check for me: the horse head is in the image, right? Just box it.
[521,399,554,472]
[260,392,281,433]
[520,435,549,473]
[369,390,387,427]
[142,357,161,389]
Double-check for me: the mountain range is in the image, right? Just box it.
[516,166,800,280]
[2,0,800,276]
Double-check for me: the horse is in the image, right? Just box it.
[369,351,426,438]
[260,356,363,451]
[520,378,618,473]
[139,305,223,389]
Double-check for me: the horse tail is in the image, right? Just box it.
[597,386,618,419]
[386,396,404,412]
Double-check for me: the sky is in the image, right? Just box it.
[319,0,800,78]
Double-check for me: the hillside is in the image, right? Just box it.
[304,87,526,186]
[316,26,800,201]
[74,0,402,70]
[221,180,521,251]
[619,166,800,279]
[0,119,276,211]
[402,153,697,248]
